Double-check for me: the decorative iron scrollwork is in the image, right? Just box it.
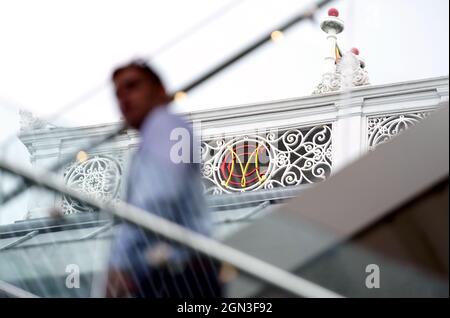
[62,155,122,214]
[201,125,332,194]
[367,112,430,151]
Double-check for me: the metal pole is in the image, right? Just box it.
[178,0,334,93]
[0,280,40,298]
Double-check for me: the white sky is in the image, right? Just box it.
[0,0,448,224]
[0,0,448,130]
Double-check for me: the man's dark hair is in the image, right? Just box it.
[112,59,165,88]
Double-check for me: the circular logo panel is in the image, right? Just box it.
[217,137,272,192]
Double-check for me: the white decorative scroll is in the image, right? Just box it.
[367,112,430,151]
[19,109,55,132]
[201,125,332,194]
[313,53,370,95]
[62,156,122,214]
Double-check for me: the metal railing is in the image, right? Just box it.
[0,279,39,298]
[0,157,342,298]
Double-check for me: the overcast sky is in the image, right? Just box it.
[0,0,448,130]
[0,0,449,224]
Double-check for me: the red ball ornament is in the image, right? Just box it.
[328,8,339,17]
[351,47,360,55]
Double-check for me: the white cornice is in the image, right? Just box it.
[183,76,448,119]
[18,76,448,146]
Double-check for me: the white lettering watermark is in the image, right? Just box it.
[365,264,380,289]
[65,264,80,289]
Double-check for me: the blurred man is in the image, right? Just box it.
[106,60,222,298]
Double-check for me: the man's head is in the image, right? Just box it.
[112,60,170,129]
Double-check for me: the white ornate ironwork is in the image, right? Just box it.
[62,155,122,214]
[313,53,370,95]
[367,112,430,151]
[201,125,332,194]
[19,109,55,132]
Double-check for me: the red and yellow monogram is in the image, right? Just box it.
[220,142,269,190]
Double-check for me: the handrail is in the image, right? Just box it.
[0,158,342,298]
[0,280,40,298]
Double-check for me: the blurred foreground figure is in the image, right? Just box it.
[106,60,222,298]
